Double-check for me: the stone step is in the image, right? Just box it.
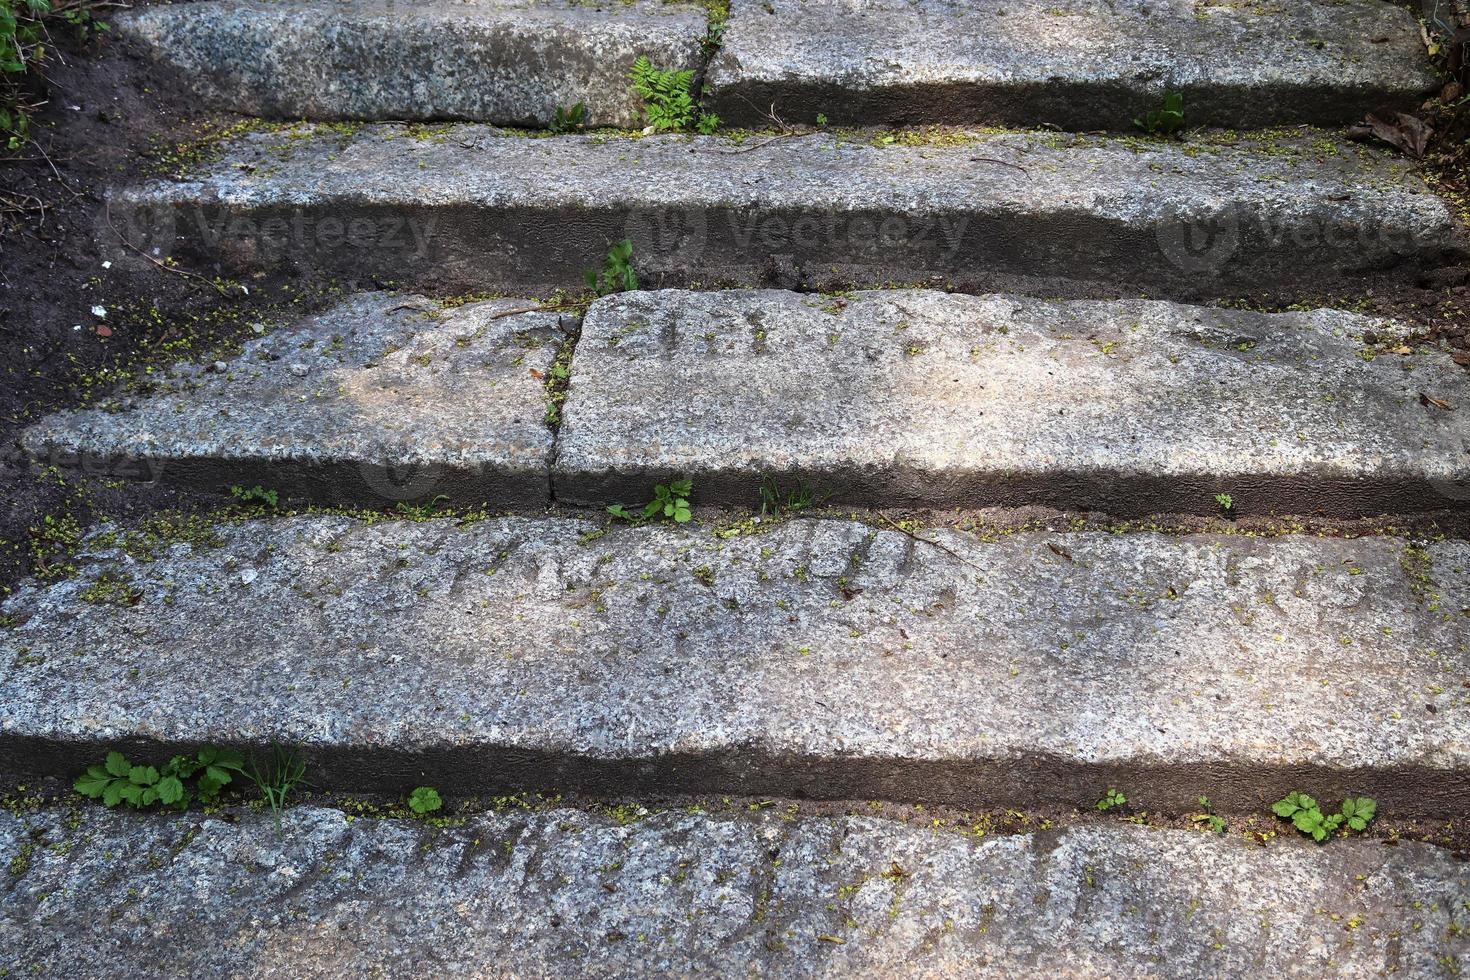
[4,805,1467,976]
[22,292,563,506]
[105,125,1463,301]
[557,290,1470,517]
[115,0,708,128]
[29,290,1470,516]
[2,515,1466,815]
[707,0,1441,130]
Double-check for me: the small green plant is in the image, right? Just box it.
[1095,788,1127,812]
[394,495,449,521]
[1134,91,1185,137]
[549,101,586,134]
[1272,792,1377,843]
[1,0,110,149]
[608,479,693,525]
[231,484,279,509]
[75,747,245,809]
[1214,492,1234,514]
[244,745,308,838]
[629,55,718,134]
[585,238,637,296]
[815,112,828,127]
[759,476,818,516]
[1191,795,1226,834]
[408,786,443,816]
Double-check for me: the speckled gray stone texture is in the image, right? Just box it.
[105,125,1463,299]
[2,516,1467,812]
[21,292,561,505]
[3,805,1467,977]
[708,0,1441,129]
[555,289,1470,516]
[116,0,707,127]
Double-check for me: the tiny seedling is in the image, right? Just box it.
[231,484,279,509]
[1095,788,1127,812]
[549,101,586,134]
[75,746,245,810]
[815,112,828,127]
[395,495,450,522]
[608,479,693,525]
[629,55,718,134]
[408,786,443,816]
[1134,92,1185,137]
[759,476,819,516]
[1214,492,1234,515]
[585,238,637,297]
[1272,792,1377,843]
[245,745,308,838]
[1191,795,1226,834]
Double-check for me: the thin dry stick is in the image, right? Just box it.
[876,513,986,572]
[103,203,235,296]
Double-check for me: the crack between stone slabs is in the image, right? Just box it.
[690,2,730,122]
[543,310,584,509]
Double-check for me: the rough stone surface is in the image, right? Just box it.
[105,125,1463,301]
[556,289,1470,516]
[22,293,562,506]
[3,804,1468,977]
[2,516,1467,813]
[708,0,1440,129]
[116,0,707,127]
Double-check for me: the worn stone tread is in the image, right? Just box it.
[105,125,1462,300]
[708,0,1440,129]
[4,804,1468,977]
[557,289,1470,517]
[116,0,707,127]
[22,293,562,506]
[2,515,1467,813]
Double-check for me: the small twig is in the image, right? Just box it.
[103,202,235,297]
[876,513,986,571]
[969,156,1030,175]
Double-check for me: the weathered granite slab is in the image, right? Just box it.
[104,125,1463,300]
[708,0,1441,129]
[3,805,1467,977]
[22,293,562,506]
[2,516,1467,813]
[555,289,1470,516]
[117,0,708,127]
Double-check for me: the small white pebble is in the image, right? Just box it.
[91,305,107,318]
[100,260,112,270]
[240,568,259,585]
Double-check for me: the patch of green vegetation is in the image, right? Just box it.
[1,0,109,148]
[245,744,308,838]
[629,55,718,134]
[1191,796,1226,834]
[408,786,443,816]
[1214,492,1234,515]
[394,495,451,522]
[542,331,576,427]
[1134,92,1186,138]
[78,571,140,607]
[759,476,820,517]
[1271,792,1376,843]
[586,238,638,296]
[230,484,279,509]
[549,101,586,134]
[608,479,693,525]
[1095,788,1127,812]
[75,747,245,809]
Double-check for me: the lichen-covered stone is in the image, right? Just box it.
[2,516,1467,813]
[2,804,1467,976]
[708,0,1440,129]
[106,125,1463,300]
[117,0,707,127]
[555,289,1470,516]
[22,293,561,506]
